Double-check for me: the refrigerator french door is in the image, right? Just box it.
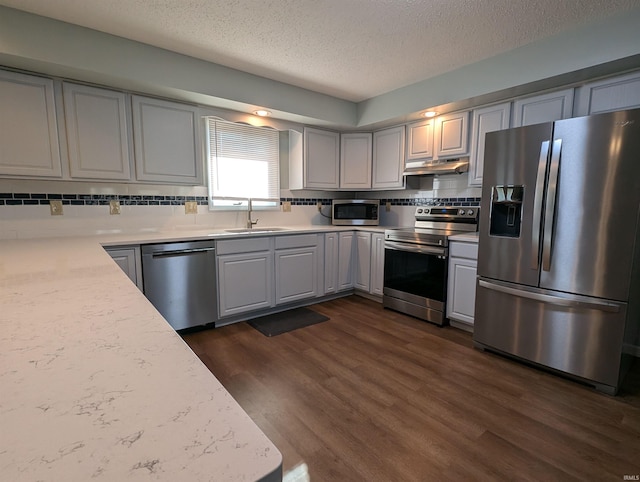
[474,108,640,394]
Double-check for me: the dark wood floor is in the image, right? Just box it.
[182,296,640,481]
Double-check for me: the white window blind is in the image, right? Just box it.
[206,118,280,209]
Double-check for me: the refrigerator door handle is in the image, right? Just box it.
[478,279,621,313]
[542,139,562,271]
[531,141,550,269]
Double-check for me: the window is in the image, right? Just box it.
[206,118,280,210]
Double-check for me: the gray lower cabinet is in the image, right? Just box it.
[337,232,355,291]
[325,231,355,293]
[324,232,340,293]
[354,232,372,292]
[217,234,324,319]
[354,231,385,297]
[370,233,385,296]
[274,234,322,304]
[105,246,143,291]
[217,237,274,318]
[446,240,478,330]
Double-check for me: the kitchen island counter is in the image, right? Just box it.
[0,237,282,481]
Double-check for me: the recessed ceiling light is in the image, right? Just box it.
[253,109,272,117]
[422,111,438,118]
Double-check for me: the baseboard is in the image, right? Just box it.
[354,290,383,303]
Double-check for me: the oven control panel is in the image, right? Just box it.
[415,206,479,221]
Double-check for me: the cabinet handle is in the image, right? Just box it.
[150,247,215,258]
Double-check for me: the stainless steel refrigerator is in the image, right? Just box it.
[474,108,640,395]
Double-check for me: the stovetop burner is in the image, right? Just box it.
[385,206,479,246]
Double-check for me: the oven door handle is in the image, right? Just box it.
[384,241,447,256]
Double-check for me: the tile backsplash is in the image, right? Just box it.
[0,174,482,239]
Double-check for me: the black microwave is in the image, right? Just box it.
[332,200,380,226]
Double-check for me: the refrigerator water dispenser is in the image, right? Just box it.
[489,185,524,237]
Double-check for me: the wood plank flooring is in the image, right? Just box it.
[182,296,640,481]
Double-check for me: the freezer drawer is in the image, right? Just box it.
[474,279,627,392]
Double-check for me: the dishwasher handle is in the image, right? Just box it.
[148,246,215,258]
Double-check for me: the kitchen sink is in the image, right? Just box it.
[223,227,290,234]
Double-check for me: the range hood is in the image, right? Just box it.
[403,158,469,176]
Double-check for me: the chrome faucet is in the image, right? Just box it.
[246,198,259,229]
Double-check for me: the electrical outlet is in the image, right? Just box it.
[317,201,323,212]
[386,201,391,212]
[184,201,198,214]
[49,200,63,216]
[282,201,291,212]
[109,200,121,215]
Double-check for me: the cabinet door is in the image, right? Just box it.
[435,111,469,158]
[446,257,477,326]
[573,71,640,116]
[340,132,372,189]
[370,233,385,296]
[105,247,143,291]
[131,95,202,184]
[303,127,339,189]
[217,251,274,317]
[372,126,405,190]
[338,231,355,290]
[354,232,371,292]
[406,119,434,160]
[63,82,132,180]
[512,89,574,127]
[0,70,62,178]
[275,246,319,304]
[468,102,511,187]
[324,232,339,293]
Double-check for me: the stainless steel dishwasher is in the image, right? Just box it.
[141,240,218,331]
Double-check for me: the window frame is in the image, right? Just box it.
[205,118,280,211]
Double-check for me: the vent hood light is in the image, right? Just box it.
[403,158,469,176]
[253,109,271,117]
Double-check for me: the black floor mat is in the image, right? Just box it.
[248,307,329,337]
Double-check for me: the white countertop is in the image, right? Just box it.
[448,232,480,243]
[97,224,388,247]
[0,235,283,481]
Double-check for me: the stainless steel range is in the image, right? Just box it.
[383,206,479,325]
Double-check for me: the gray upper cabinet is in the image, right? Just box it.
[0,70,62,178]
[512,88,574,127]
[372,125,405,190]
[131,95,203,185]
[406,111,469,162]
[406,119,434,161]
[573,71,640,117]
[63,82,132,180]
[340,132,372,190]
[468,102,511,187]
[302,127,340,190]
[434,111,469,158]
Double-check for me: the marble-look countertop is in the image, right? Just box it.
[97,224,388,247]
[0,236,282,481]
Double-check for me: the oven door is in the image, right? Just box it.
[383,241,448,324]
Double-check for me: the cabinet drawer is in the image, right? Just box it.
[217,237,271,255]
[449,241,478,260]
[275,234,319,249]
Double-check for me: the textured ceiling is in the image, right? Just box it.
[1,0,640,102]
